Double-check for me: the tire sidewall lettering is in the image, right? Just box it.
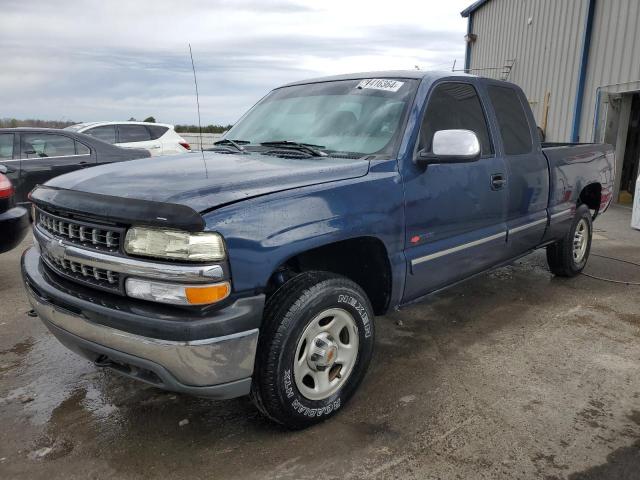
[283,368,294,399]
[291,395,341,418]
[337,293,372,338]
[282,368,342,418]
[277,287,373,420]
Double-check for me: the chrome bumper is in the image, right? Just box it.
[26,284,259,399]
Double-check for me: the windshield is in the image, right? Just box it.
[225,78,418,156]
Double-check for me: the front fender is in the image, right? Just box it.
[203,163,405,298]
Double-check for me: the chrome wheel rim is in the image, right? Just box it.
[573,218,589,263]
[293,308,359,401]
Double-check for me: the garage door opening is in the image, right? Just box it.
[619,93,640,204]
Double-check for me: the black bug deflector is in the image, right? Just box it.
[30,185,205,231]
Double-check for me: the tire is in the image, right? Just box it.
[251,271,375,429]
[546,204,593,277]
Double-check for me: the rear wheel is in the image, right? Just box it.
[251,271,374,429]
[546,204,593,277]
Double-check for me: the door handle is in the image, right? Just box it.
[491,173,506,190]
[0,164,16,173]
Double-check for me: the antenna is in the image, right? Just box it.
[188,43,208,176]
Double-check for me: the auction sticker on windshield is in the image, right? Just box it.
[356,79,404,92]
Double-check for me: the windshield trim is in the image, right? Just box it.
[224,78,419,161]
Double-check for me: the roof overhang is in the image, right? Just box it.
[461,0,491,17]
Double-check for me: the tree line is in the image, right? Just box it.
[174,124,233,134]
[0,118,77,129]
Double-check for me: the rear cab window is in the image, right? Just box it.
[418,82,493,156]
[118,125,151,143]
[487,85,533,155]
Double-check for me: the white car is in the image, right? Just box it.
[65,122,191,156]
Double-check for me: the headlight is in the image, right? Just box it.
[124,227,225,262]
[125,278,230,305]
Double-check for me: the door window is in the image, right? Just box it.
[487,86,533,155]
[75,141,90,155]
[147,125,169,140]
[418,82,493,156]
[118,125,151,143]
[21,134,76,158]
[85,125,116,144]
[0,134,14,159]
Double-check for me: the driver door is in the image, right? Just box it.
[402,81,509,301]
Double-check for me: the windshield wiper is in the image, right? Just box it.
[213,138,250,153]
[260,140,328,157]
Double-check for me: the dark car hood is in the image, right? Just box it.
[44,151,370,213]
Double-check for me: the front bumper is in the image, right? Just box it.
[22,247,263,399]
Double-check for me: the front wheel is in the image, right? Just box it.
[251,271,375,429]
[546,204,593,277]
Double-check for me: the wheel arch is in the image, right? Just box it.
[579,182,602,218]
[266,235,393,315]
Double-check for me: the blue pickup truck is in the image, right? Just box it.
[22,71,614,428]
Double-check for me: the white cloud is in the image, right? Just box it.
[0,0,471,124]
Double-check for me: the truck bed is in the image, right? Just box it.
[542,143,615,216]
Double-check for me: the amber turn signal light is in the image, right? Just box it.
[185,282,230,305]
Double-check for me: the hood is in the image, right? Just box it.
[44,151,370,212]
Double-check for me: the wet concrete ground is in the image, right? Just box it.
[1,205,639,479]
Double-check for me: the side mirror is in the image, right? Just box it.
[416,129,481,166]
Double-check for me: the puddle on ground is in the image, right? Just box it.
[566,439,640,480]
[4,333,119,426]
[0,337,35,356]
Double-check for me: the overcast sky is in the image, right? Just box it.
[1,0,471,125]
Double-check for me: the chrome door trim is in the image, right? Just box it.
[550,208,573,220]
[411,231,506,266]
[22,154,91,160]
[508,217,547,235]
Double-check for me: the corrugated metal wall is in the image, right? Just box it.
[469,0,587,142]
[580,0,640,141]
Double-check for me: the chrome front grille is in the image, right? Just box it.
[43,251,121,293]
[38,209,122,252]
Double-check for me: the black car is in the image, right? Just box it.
[0,167,29,253]
[0,128,151,206]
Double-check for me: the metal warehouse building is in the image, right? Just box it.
[461,0,640,203]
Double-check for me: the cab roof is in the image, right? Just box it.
[279,70,474,88]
